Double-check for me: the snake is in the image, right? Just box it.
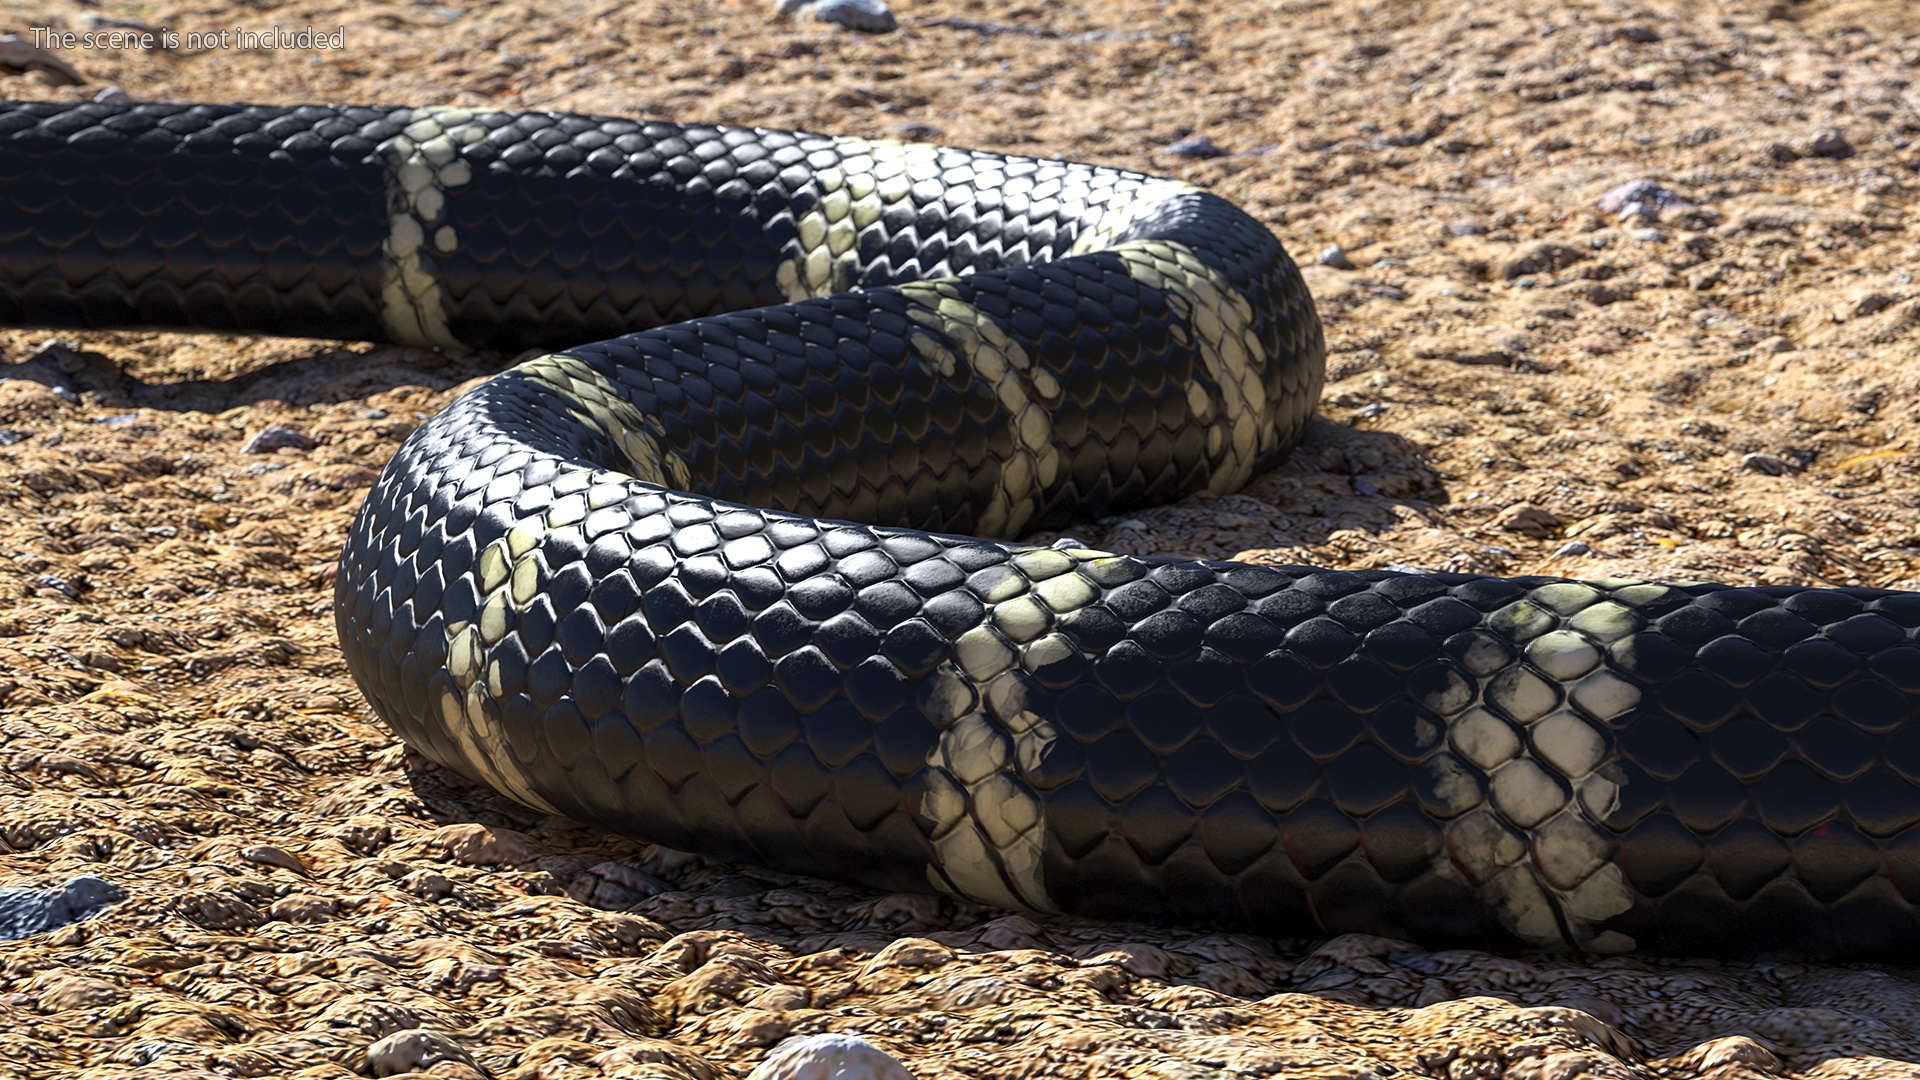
[5,101,1920,961]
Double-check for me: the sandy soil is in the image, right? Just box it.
[5,0,1920,1076]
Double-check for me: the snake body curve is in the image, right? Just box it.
[6,102,1920,960]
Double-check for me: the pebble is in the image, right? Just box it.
[1164,136,1228,159]
[366,1029,482,1077]
[568,860,671,908]
[240,844,309,875]
[892,121,941,140]
[33,574,81,598]
[0,876,126,941]
[1445,221,1485,236]
[1498,240,1587,279]
[1764,141,1803,164]
[1613,201,1657,223]
[1317,245,1356,270]
[1553,541,1592,557]
[1755,335,1794,354]
[1740,452,1797,476]
[0,34,83,85]
[774,0,897,33]
[93,86,135,104]
[1808,128,1854,159]
[1596,179,1694,216]
[746,1034,915,1080]
[242,425,315,453]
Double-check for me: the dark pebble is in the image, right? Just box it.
[243,425,316,453]
[0,876,126,941]
[1165,136,1228,159]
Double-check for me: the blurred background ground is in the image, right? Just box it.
[4,0,1920,1076]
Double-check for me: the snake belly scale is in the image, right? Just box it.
[6,102,1920,960]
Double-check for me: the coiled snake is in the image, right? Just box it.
[6,102,1920,960]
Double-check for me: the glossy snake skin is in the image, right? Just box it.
[6,102,1920,960]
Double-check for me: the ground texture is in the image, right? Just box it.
[4,0,1920,1076]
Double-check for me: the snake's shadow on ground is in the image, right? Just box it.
[0,339,509,416]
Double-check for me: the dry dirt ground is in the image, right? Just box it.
[4,0,1920,1076]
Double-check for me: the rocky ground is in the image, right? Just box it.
[4,0,1920,1076]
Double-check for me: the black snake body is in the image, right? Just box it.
[6,102,1920,960]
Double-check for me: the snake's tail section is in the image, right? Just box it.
[11,102,1920,960]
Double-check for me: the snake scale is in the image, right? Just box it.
[6,102,1920,960]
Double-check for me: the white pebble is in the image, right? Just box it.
[746,1034,916,1080]
[774,0,896,32]
[365,1029,479,1077]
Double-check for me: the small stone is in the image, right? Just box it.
[1616,25,1660,43]
[401,869,457,898]
[0,876,126,941]
[1446,221,1485,236]
[1809,129,1854,159]
[1614,201,1657,223]
[1756,335,1794,353]
[891,121,940,140]
[366,1029,481,1078]
[1740,452,1796,476]
[1835,292,1894,321]
[1553,541,1592,558]
[0,34,83,85]
[1673,1036,1783,1074]
[33,574,81,598]
[268,894,338,923]
[409,822,545,865]
[567,860,671,909]
[1764,141,1802,164]
[1493,504,1565,539]
[774,0,896,33]
[1498,240,1587,280]
[241,425,314,453]
[1165,136,1228,159]
[1596,179,1694,216]
[1317,245,1356,270]
[92,86,133,104]
[746,1034,915,1080]
[239,844,308,875]
[35,974,126,1011]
